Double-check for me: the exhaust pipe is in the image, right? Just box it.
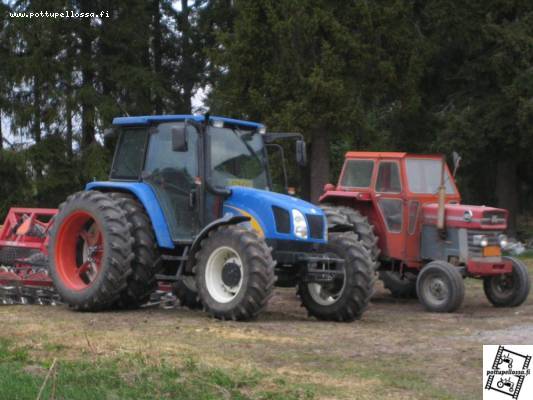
[437,156,446,233]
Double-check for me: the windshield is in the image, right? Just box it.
[340,159,374,188]
[405,158,456,194]
[209,126,269,190]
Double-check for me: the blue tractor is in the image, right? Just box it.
[48,115,375,321]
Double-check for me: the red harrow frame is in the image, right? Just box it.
[0,208,58,304]
[0,207,174,306]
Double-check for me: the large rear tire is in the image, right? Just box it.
[380,270,417,298]
[416,260,464,313]
[321,204,380,266]
[483,257,530,307]
[173,276,202,309]
[48,191,133,311]
[195,225,275,321]
[109,193,161,309]
[297,232,376,322]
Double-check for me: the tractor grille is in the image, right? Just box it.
[481,211,506,225]
[306,214,325,239]
[467,230,501,257]
[272,206,291,234]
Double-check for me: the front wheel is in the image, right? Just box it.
[416,261,465,313]
[297,232,376,322]
[195,225,275,321]
[483,257,530,307]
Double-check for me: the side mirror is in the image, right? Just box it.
[452,151,462,177]
[103,128,117,150]
[295,139,307,166]
[172,126,187,152]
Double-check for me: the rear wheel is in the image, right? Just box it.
[109,193,161,309]
[416,261,464,313]
[297,232,376,322]
[173,276,202,309]
[483,257,530,307]
[195,225,275,320]
[48,191,133,311]
[321,204,380,267]
[380,270,417,298]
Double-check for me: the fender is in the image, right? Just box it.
[85,181,175,249]
[185,214,250,272]
[319,189,373,204]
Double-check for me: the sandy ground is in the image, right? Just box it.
[1,264,532,400]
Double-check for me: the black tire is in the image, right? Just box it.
[173,276,202,309]
[321,204,380,265]
[297,232,376,322]
[109,192,161,309]
[379,270,417,298]
[416,260,464,313]
[194,225,276,321]
[483,257,530,307]
[48,191,133,311]
[0,246,38,266]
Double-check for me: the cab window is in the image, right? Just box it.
[376,162,401,193]
[405,158,455,194]
[340,160,374,188]
[110,128,148,180]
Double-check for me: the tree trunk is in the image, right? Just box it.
[79,0,95,150]
[180,0,193,113]
[309,128,330,204]
[496,159,518,235]
[33,76,42,144]
[0,110,3,150]
[152,0,163,114]
[66,82,73,160]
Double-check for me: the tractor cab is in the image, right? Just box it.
[320,151,529,313]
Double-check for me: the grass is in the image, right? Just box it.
[0,338,315,400]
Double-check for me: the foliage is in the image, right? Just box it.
[0,0,532,227]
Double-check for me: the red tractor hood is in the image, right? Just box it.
[422,203,508,230]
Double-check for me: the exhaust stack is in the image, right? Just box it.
[437,156,446,232]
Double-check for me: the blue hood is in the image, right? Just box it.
[223,186,327,243]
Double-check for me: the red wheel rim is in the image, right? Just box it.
[55,210,104,291]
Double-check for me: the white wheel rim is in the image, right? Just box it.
[205,246,244,304]
[307,264,346,306]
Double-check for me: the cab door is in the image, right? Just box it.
[374,160,406,259]
[143,122,200,242]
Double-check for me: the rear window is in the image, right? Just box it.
[340,160,374,188]
[110,128,148,179]
[405,158,455,194]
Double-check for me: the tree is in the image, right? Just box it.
[207,1,420,201]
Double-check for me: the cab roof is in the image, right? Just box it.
[345,151,443,160]
[112,114,264,129]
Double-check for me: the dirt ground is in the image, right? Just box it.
[1,262,533,400]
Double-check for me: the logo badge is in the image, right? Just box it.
[484,345,532,399]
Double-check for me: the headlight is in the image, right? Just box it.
[291,209,308,239]
[473,234,488,247]
[499,234,508,248]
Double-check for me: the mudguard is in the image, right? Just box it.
[85,181,175,249]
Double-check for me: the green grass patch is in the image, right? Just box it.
[0,338,315,400]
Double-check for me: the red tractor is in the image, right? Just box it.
[320,151,530,312]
